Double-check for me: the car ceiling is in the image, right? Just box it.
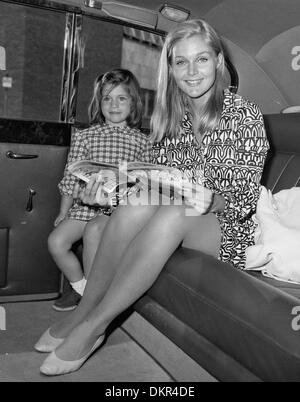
[59,0,300,113]
[62,0,300,57]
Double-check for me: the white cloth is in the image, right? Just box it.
[245,186,300,284]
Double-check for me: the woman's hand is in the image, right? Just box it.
[73,175,111,207]
[182,185,215,216]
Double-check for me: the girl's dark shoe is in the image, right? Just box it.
[52,289,82,312]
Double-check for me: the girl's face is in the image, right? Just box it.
[101,84,131,127]
[171,34,222,109]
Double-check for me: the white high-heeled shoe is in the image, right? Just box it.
[34,328,65,353]
[40,334,105,376]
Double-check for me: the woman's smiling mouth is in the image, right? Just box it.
[185,79,203,86]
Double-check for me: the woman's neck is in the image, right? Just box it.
[188,100,204,127]
[190,95,207,114]
[187,100,206,143]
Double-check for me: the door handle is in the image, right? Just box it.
[26,188,36,212]
[6,150,38,159]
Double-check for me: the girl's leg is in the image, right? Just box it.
[52,206,221,361]
[82,214,110,278]
[48,219,87,283]
[49,201,159,339]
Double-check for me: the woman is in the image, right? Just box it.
[36,19,269,375]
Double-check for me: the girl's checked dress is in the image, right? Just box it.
[59,123,152,220]
[151,90,269,269]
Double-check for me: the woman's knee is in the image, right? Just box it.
[160,204,188,222]
[111,202,183,235]
[116,200,157,225]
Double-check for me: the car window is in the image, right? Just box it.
[75,16,163,128]
[0,2,163,129]
[0,1,234,129]
[0,1,66,122]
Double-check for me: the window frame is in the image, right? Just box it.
[1,0,239,128]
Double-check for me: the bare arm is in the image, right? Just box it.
[60,194,73,214]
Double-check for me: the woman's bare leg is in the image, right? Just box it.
[82,214,110,278]
[49,201,159,339]
[52,206,221,361]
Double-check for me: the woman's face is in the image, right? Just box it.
[171,34,222,108]
[101,84,131,127]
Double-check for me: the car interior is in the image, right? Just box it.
[0,0,300,382]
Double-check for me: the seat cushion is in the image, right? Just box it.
[262,113,300,192]
[248,271,300,299]
[139,247,300,381]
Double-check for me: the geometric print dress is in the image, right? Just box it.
[58,123,153,221]
[152,90,270,269]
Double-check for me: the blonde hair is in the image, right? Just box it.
[151,19,228,142]
[88,69,143,128]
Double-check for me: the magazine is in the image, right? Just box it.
[68,159,205,212]
[68,159,182,193]
[68,160,177,181]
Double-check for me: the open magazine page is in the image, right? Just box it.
[68,160,122,183]
[68,159,180,192]
[68,159,206,213]
[68,159,177,183]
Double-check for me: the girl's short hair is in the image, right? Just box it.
[151,19,228,142]
[88,68,143,128]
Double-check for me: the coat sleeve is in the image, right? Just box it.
[58,129,89,196]
[219,103,270,222]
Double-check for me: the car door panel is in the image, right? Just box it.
[0,141,69,301]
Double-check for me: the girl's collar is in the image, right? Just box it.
[103,122,128,129]
[100,123,140,134]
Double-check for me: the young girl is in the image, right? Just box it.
[48,68,152,312]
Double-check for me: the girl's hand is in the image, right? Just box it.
[54,213,66,227]
[73,175,111,207]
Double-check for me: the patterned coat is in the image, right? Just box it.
[59,123,152,221]
[152,90,270,269]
